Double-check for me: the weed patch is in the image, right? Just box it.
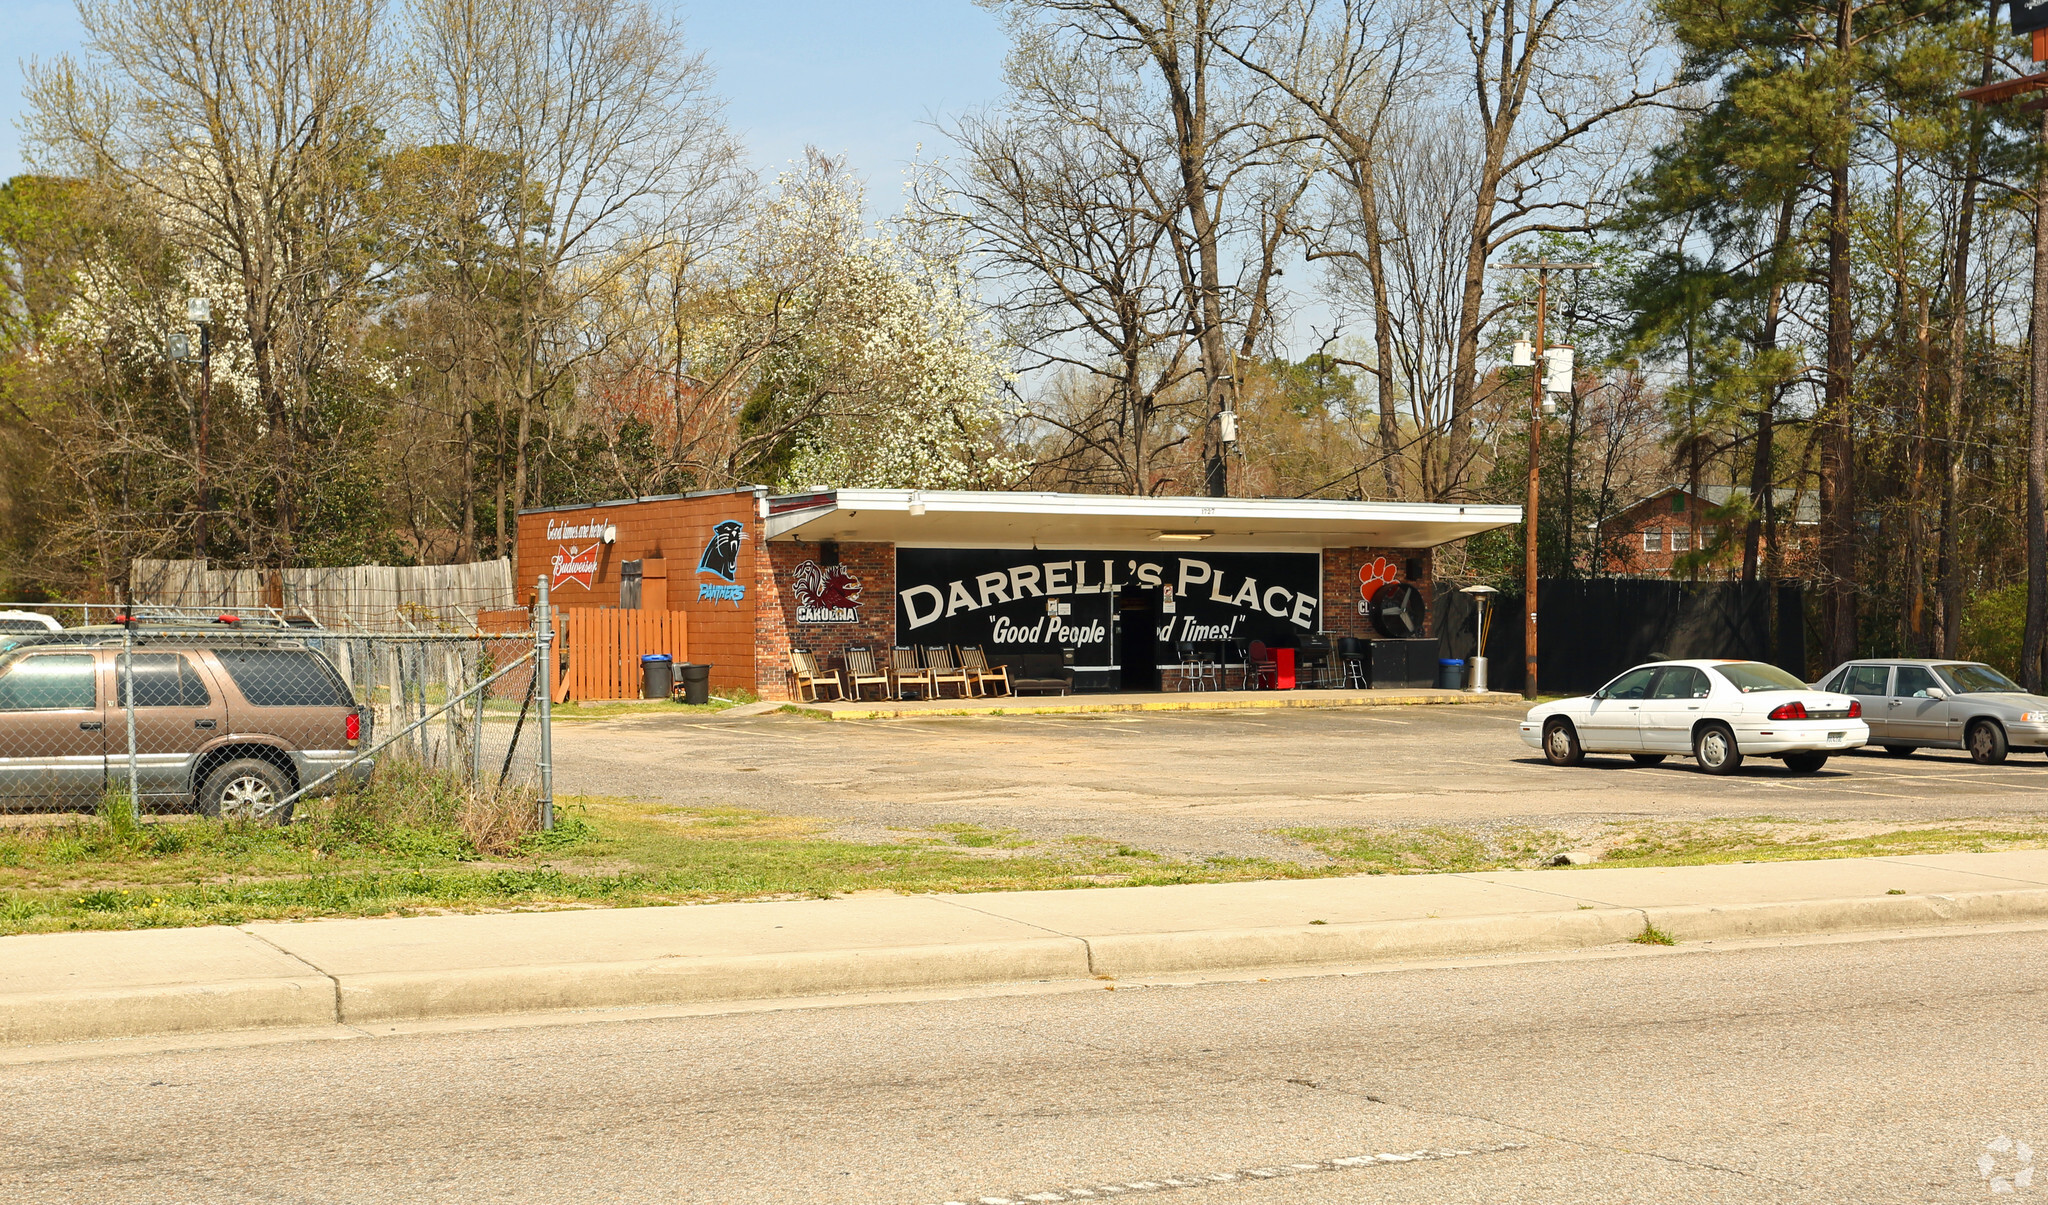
[0,797,1328,934]
[1593,819,2048,867]
[1280,826,1568,873]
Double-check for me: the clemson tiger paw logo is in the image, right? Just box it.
[1359,556,1401,598]
[1982,1136,2035,1194]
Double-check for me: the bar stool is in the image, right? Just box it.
[1176,641,1218,691]
[1337,637,1368,689]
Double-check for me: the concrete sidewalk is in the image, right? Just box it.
[9,850,2048,1048]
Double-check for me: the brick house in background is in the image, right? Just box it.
[1597,485,1819,578]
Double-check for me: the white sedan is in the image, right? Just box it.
[1518,659,1869,775]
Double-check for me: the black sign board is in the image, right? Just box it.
[895,547,1322,665]
[2015,0,2048,35]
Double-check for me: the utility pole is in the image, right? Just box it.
[1961,20,2048,689]
[185,297,214,559]
[1207,372,1238,497]
[1500,261,1596,699]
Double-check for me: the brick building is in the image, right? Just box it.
[517,488,1518,700]
[1598,485,1819,578]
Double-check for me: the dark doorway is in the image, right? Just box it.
[1119,590,1162,690]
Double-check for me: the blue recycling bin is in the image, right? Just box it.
[1437,658,1466,691]
[641,653,674,699]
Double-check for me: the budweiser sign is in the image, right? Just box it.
[551,542,600,590]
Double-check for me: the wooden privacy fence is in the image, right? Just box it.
[553,608,689,702]
[131,558,515,631]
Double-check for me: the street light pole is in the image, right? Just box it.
[186,297,213,559]
[1500,260,1596,699]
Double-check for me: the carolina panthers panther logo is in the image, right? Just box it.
[698,520,744,582]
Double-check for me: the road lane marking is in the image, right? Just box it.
[930,1143,1524,1203]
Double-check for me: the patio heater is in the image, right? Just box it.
[1461,584,1498,693]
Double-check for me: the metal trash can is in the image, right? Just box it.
[640,653,673,700]
[677,662,712,705]
[1437,658,1466,691]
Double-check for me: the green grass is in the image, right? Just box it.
[1280,825,1570,874]
[1591,818,2048,868]
[1631,923,1678,946]
[1284,818,2048,875]
[0,797,1333,935]
[10,797,2048,936]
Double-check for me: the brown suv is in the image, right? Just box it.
[0,637,371,822]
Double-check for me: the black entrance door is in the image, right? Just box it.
[1119,590,1162,690]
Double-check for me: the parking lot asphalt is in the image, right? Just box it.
[548,704,2048,861]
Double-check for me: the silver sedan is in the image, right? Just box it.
[1815,659,2048,764]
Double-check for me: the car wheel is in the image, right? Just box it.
[1881,745,1916,758]
[198,758,295,824]
[1542,718,1585,766]
[1784,752,1829,774]
[1693,723,1743,775]
[1630,754,1666,766]
[1967,721,2009,766]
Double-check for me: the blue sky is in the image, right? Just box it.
[2,0,1013,186]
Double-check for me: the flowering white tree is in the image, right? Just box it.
[778,180,1027,490]
[593,155,1029,491]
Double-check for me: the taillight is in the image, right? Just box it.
[1847,699,1861,719]
[1768,701,1808,721]
[345,712,361,743]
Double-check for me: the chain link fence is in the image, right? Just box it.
[0,602,553,827]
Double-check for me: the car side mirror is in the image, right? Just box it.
[1592,689,1607,700]
[1926,688,1948,701]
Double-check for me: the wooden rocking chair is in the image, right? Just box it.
[789,649,844,702]
[889,647,935,700]
[843,647,894,701]
[958,646,1012,697]
[923,645,974,699]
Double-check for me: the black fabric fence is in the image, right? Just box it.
[1431,580,1807,696]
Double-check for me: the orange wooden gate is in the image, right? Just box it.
[552,608,689,702]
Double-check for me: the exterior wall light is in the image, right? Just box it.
[602,525,617,544]
[1152,531,1213,542]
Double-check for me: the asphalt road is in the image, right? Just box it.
[549,705,2048,859]
[6,928,2044,1203]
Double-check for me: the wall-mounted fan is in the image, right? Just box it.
[1369,581,1424,638]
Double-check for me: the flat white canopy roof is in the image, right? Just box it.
[764,489,1520,551]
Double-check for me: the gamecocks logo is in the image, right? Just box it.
[793,561,862,609]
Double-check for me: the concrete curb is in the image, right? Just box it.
[1646,888,2048,942]
[0,976,334,1047]
[1084,909,1650,977]
[12,885,2048,1048]
[335,938,1091,1024]
[1082,890,2048,978]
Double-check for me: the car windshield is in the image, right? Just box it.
[1711,662,1806,693]
[1938,663,2024,694]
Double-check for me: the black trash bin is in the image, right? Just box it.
[640,653,673,700]
[677,662,712,705]
[1437,658,1466,691]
